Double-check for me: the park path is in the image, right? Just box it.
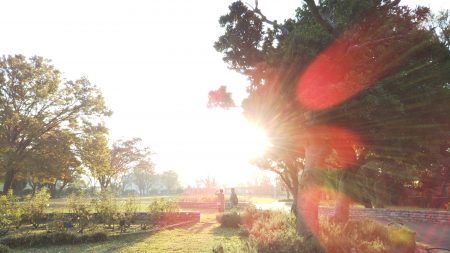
[255,202,450,250]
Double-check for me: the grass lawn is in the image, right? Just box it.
[9,210,245,253]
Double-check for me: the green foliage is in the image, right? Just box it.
[0,190,23,235]
[122,195,138,215]
[91,191,117,226]
[0,231,107,248]
[159,170,181,194]
[24,188,50,228]
[67,193,91,232]
[119,195,139,232]
[80,125,111,191]
[387,224,416,252]
[132,158,154,196]
[216,212,241,228]
[147,198,178,213]
[0,244,9,253]
[46,218,65,233]
[143,198,178,229]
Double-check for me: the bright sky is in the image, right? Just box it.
[1,0,448,187]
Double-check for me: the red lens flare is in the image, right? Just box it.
[296,16,397,110]
[306,125,362,169]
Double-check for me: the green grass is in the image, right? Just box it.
[10,219,244,253]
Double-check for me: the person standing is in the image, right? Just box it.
[230,188,238,208]
[216,189,225,212]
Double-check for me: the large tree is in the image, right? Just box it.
[0,55,110,193]
[213,0,450,247]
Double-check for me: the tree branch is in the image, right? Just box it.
[304,0,335,35]
[246,1,289,35]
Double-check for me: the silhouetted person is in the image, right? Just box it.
[215,189,224,212]
[230,188,238,208]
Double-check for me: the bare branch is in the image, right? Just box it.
[247,0,289,35]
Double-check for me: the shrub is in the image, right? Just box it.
[67,192,91,232]
[216,212,241,228]
[143,198,178,228]
[0,244,9,253]
[92,191,117,227]
[46,217,65,233]
[118,196,139,232]
[0,190,23,236]
[122,195,138,217]
[241,208,402,253]
[147,198,178,213]
[23,188,50,228]
[0,231,107,248]
[246,211,304,253]
[387,224,416,253]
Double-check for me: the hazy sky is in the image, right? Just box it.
[1,0,448,186]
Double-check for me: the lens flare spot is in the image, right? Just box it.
[306,125,362,169]
[296,14,397,110]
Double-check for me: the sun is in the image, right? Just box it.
[162,109,272,186]
[236,123,271,160]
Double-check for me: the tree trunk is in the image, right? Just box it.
[2,168,15,194]
[334,172,351,223]
[374,178,386,208]
[98,176,110,192]
[12,180,27,195]
[334,193,351,223]
[295,137,328,252]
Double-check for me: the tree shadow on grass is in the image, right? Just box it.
[211,225,240,238]
[11,232,150,253]
[186,222,215,233]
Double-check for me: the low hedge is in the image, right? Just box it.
[0,244,9,253]
[0,231,107,248]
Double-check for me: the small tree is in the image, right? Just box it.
[118,195,139,232]
[67,192,91,233]
[0,190,23,235]
[92,191,117,229]
[24,188,50,228]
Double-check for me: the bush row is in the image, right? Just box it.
[0,231,107,249]
[1,189,180,236]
